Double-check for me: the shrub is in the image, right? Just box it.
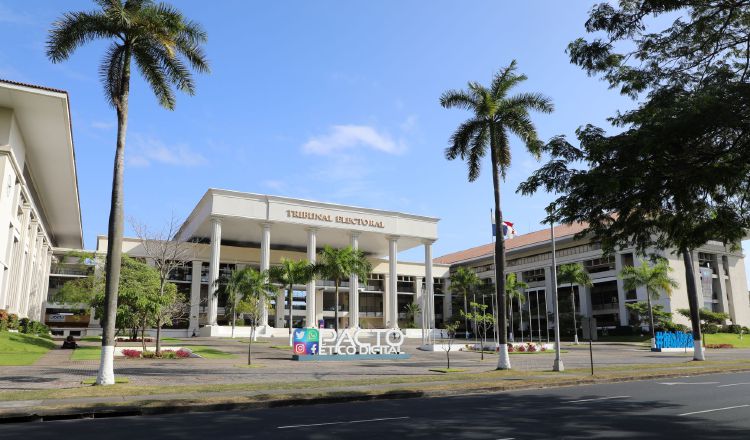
[506,343,515,353]
[142,351,156,359]
[517,344,527,352]
[526,343,537,353]
[0,309,8,331]
[122,349,142,358]
[540,345,547,352]
[160,350,177,359]
[742,326,750,334]
[662,322,690,332]
[176,349,191,358]
[702,323,720,334]
[19,319,50,336]
[726,324,743,334]
[7,314,19,330]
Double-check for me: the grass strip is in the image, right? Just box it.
[0,332,57,366]
[70,346,102,361]
[81,377,130,385]
[188,346,235,359]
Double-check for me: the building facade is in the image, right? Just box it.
[0,80,83,321]
[435,223,750,331]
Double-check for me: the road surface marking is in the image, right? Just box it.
[278,416,410,429]
[678,405,749,416]
[659,382,720,386]
[496,438,515,440]
[565,396,630,403]
[718,382,750,388]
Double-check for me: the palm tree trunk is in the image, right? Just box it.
[288,284,293,335]
[681,249,705,361]
[248,326,254,365]
[97,47,131,386]
[155,317,162,355]
[490,126,510,370]
[509,297,514,342]
[231,294,236,338]
[519,296,525,342]
[334,281,339,334]
[571,285,579,344]
[463,294,468,340]
[646,292,656,348]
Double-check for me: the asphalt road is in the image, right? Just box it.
[3,371,750,439]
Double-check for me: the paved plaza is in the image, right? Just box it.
[2,337,748,391]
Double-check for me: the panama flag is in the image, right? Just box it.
[491,210,517,238]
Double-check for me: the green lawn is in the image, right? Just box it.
[703,333,750,348]
[0,332,57,366]
[70,346,102,361]
[188,346,235,359]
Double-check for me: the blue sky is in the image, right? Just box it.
[1,1,748,283]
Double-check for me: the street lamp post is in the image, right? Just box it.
[549,209,564,372]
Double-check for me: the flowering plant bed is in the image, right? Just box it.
[705,343,734,349]
[119,348,193,358]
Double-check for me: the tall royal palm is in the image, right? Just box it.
[47,0,209,385]
[557,263,592,344]
[620,260,678,346]
[441,61,553,369]
[449,267,481,340]
[269,258,316,334]
[316,246,372,333]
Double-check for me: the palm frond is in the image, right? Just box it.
[492,126,511,178]
[439,89,479,111]
[505,92,554,114]
[490,60,528,98]
[445,118,484,161]
[467,125,488,181]
[504,111,543,158]
[47,11,118,63]
[98,42,127,108]
[132,43,175,109]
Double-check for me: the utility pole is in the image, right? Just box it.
[549,206,564,372]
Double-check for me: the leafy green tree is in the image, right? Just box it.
[449,267,481,340]
[626,302,674,332]
[441,321,460,370]
[522,1,750,362]
[620,260,679,343]
[223,268,258,338]
[461,302,496,361]
[557,263,592,344]
[56,255,177,352]
[315,246,372,333]
[505,273,527,341]
[440,61,553,370]
[269,258,316,333]
[47,0,208,384]
[236,268,277,364]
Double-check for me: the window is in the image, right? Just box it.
[397,275,415,293]
[522,268,545,283]
[583,255,615,273]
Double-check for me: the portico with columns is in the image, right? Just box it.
[171,189,450,337]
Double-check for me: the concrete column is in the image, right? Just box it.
[424,240,435,329]
[37,247,52,322]
[207,216,222,326]
[260,222,272,327]
[388,236,399,328]
[189,259,202,335]
[306,228,317,328]
[614,251,629,325]
[9,206,31,312]
[414,276,424,327]
[579,284,592,317]
[19,224,40,317]
[348,232,360,329]
[383,273,390,328]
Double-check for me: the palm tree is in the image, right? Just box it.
[238,268,277,364]
[223,268,258,338]
[404,302,421,328]
[557,263,592,344]
[505,273,527,342]
[441,61,553,369]
[47,0,209,385]
[315,246,372,333]
[620,259,678,346]
[269,258,316,334]
[449,267,481,340]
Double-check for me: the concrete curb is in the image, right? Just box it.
[2,366,750,424]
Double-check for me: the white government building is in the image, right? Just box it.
[3,79,750,338]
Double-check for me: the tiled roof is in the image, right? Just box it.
[0,78,67,94]
[434,222,589,265]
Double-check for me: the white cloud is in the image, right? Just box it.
[91,121,114,130]
[303,125,406,156]
[127,134,207,168]
[262,180,286,191]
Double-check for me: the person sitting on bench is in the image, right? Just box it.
[61,335,78,349]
